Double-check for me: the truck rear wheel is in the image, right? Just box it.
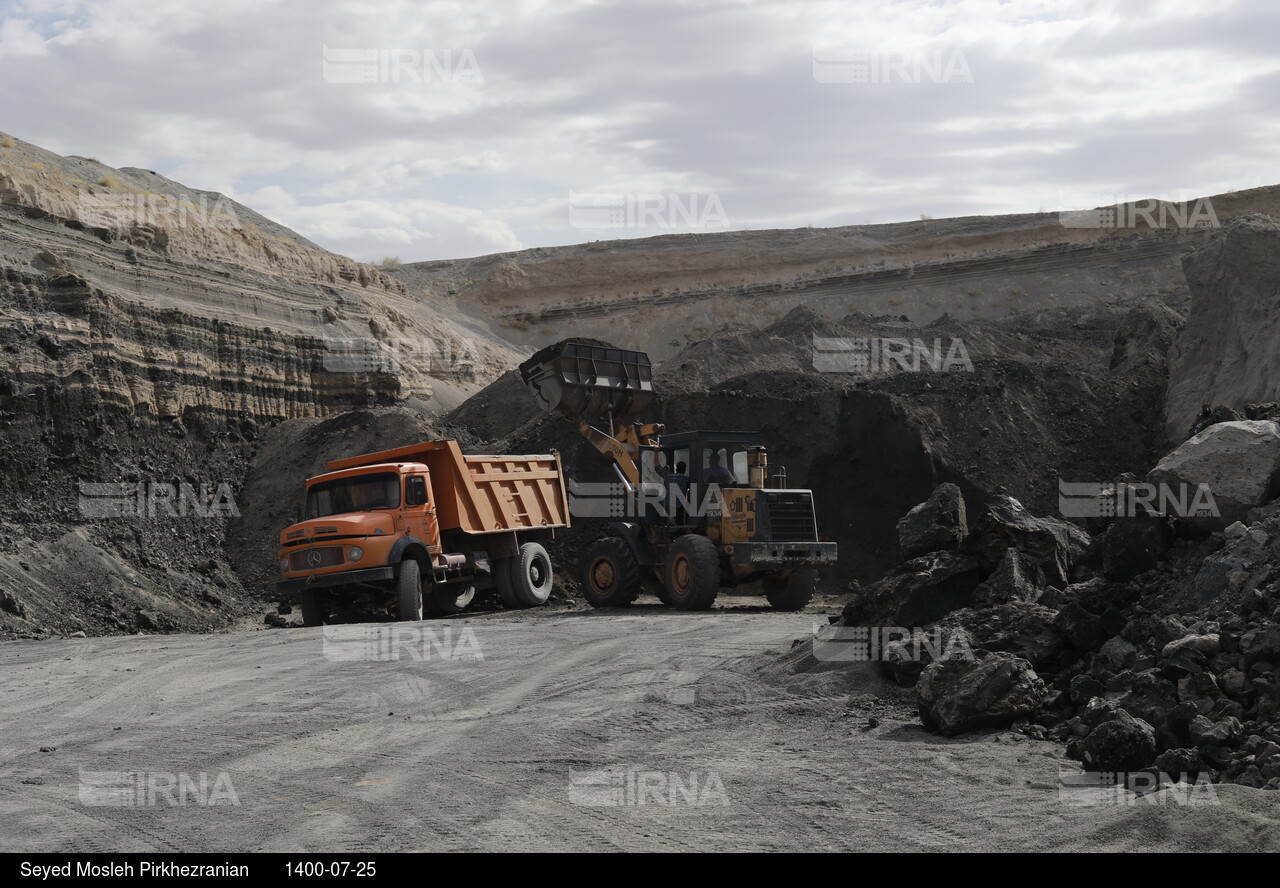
[764,569,817,611]
[425,583,476,617]
[494,557,520,608]
[397,559,425,621]
[300,589,325,627]
[664,534,719,611]
[509,542,554,607]
[581,537,640,608]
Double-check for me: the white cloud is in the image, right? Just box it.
[0,0,1274,260]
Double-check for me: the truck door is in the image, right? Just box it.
[403,472,442,557]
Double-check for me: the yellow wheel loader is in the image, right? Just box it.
[519,342,836,611]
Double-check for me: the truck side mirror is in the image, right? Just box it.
[294,502,305,522]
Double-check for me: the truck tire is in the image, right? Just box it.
[397,558,425,621]
[764,569,817,611]
[494,557,520,608]
[664,534,719,611]
[300,589,325,627]
[509,542,554,607]
[581,537,641,608]
[424,583,476,617]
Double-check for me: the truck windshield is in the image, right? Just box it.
[307,472,401,518]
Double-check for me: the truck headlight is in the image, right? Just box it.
[278,558,290,573]
[348,547,364,562]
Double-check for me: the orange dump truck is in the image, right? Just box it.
[276,439,570,625]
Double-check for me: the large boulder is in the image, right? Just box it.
[840,551,982,628]
[1165,215,1280,442]
[916,651,1047,736]
[934,603,1064,670]
[1067,699,1157,771]
[1183,521,1275,609]
[962,495,1090,588]
[973,548,1045,606]
[896,483,968,560]
[1147,420,1280,529]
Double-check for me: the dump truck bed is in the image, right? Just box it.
[325,439,570,535]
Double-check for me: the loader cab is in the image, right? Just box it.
[660,431,762,491]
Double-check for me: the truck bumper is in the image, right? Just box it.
[275,565,396,596]
[729,541,838,568]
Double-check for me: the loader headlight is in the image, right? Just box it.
[348,547,364,562]
[278,558,290,573]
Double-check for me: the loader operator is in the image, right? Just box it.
[703,452,736,488]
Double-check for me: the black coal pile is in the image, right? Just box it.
[832,415,1280,790]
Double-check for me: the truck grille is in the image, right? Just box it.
[765,491,817,542]
[289,547,345,570]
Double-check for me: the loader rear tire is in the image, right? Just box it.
[764,569,817,612]
[300,589,325,627]
[509,542,554,608]
[581,537,641,608]
[397,559,425,621]
[664,534,719,611]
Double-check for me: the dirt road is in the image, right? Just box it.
[2,608,1277,852]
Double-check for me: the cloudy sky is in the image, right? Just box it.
[1,0,1277,262]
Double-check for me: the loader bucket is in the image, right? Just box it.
[519,342,654,422]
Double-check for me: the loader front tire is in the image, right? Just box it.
[581,537,641,608]
[664,534,719,611]
[764,569,817,612]
[397,558,425,621]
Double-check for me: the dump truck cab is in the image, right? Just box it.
[276,439,570,625]
[277,461,439,593]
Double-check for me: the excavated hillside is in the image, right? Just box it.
[388,187,1280,362]
[0,134,517,638]
[1165,214,1280,443]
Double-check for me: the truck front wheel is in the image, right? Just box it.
[509,542,554,607]
[664,534,719,611]
[300,589,325,627]
[397,559,425,621]
[581,537,640,608]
